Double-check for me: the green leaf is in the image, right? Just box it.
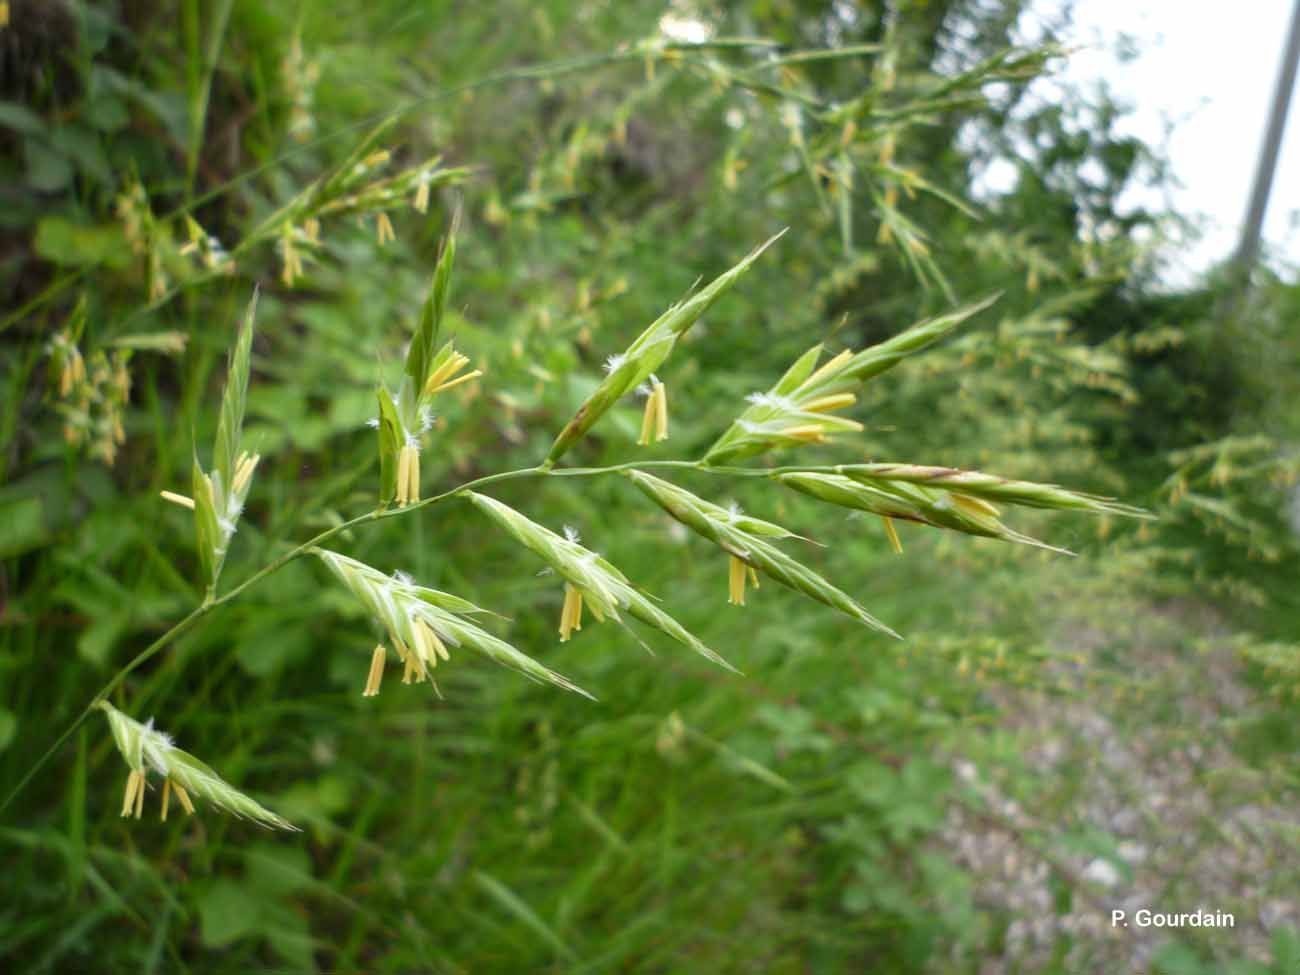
[0,709,17,752]
[23,136,72,192]
[0,496,50,558]
[85,95,130,133]
[198,879,261,948]
[473,870,578,962]
[49,125,111,186]
[235,616,312,676]
[262,902,316,972]
[0,101,46,136]
[76,613,125,668]
[213,292,258,487]
[244,845,314,896]
[1150,941,1209,975]
[1272,927,1300,973]
[34,217,131,269]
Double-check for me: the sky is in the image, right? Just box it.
[1040,0,1300,279]
[659,2,1300,282]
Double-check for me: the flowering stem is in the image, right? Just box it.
[2,456,846,815]
[3,462,571,814]
[0,604,207,817]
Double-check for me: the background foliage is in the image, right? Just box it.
[2,1,1299,972]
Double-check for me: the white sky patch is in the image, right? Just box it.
[659,11,712,45]
[1038,0,1300,278]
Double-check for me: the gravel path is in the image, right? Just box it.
[942,600,1298,972]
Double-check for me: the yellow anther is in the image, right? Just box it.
[160,490,196,510]
[801,393,857,414]
[172,781,195,815]
[638,380,668,446]
[804,349,854,387]
[363,644,387,697]
[881,516,903,554]
[559,583,584,641]
[782,425,829,443]
[728,555,748,606]
[121,769,143,818]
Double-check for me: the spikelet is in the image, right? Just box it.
[375,235,483,507]
[706,294,999,465]
[545,232,785,465]
[835,464,1152,519]
[164,293,260,590]
[314,548,592,699]
[779,471,1073,553]
[98,702,295,830]
[624,470,898,637]
[467,492,736,671]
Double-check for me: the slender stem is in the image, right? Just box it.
[1,455,822,815]
[1,463,562,815]
[0,604,205,815]
[184,0,235,200]
[546,459,704,477]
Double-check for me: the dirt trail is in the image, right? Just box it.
[944,600,1298,972]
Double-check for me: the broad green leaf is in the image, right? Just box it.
[34,217,130,269]
[198,880,261,948]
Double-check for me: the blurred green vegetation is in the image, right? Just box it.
[2,1,1299,972]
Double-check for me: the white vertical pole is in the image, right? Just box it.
[1235,0,1300,274]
